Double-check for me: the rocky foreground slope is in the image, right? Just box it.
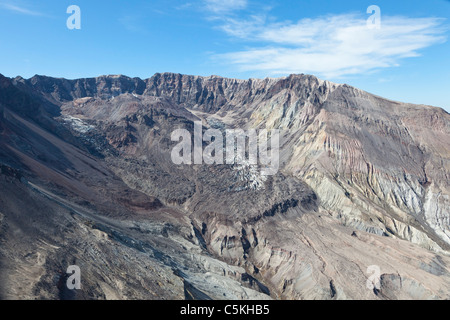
[0,72,449,299]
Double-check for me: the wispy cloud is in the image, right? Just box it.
[214,13,447,78]
[0,2,43,16]
[175,2,194,10]
[119,15,146,33]
[203,0,247,14]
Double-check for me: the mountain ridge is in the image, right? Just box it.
[7,72,448,112]
[0,71,449,300]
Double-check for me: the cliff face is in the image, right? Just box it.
[1,72,449,299]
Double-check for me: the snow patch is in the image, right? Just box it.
[62,115,95,133]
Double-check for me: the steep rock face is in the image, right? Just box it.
[14,74,146,103]
[1,72,449,300]
[128,73,450,251]
[276,86,450,251]
[0,77,271,300]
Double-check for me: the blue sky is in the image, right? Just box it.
[0,0,449,111]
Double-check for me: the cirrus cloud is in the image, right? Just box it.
[215,13,447,78]
[203,0,247,13]
[0,1,43,16]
